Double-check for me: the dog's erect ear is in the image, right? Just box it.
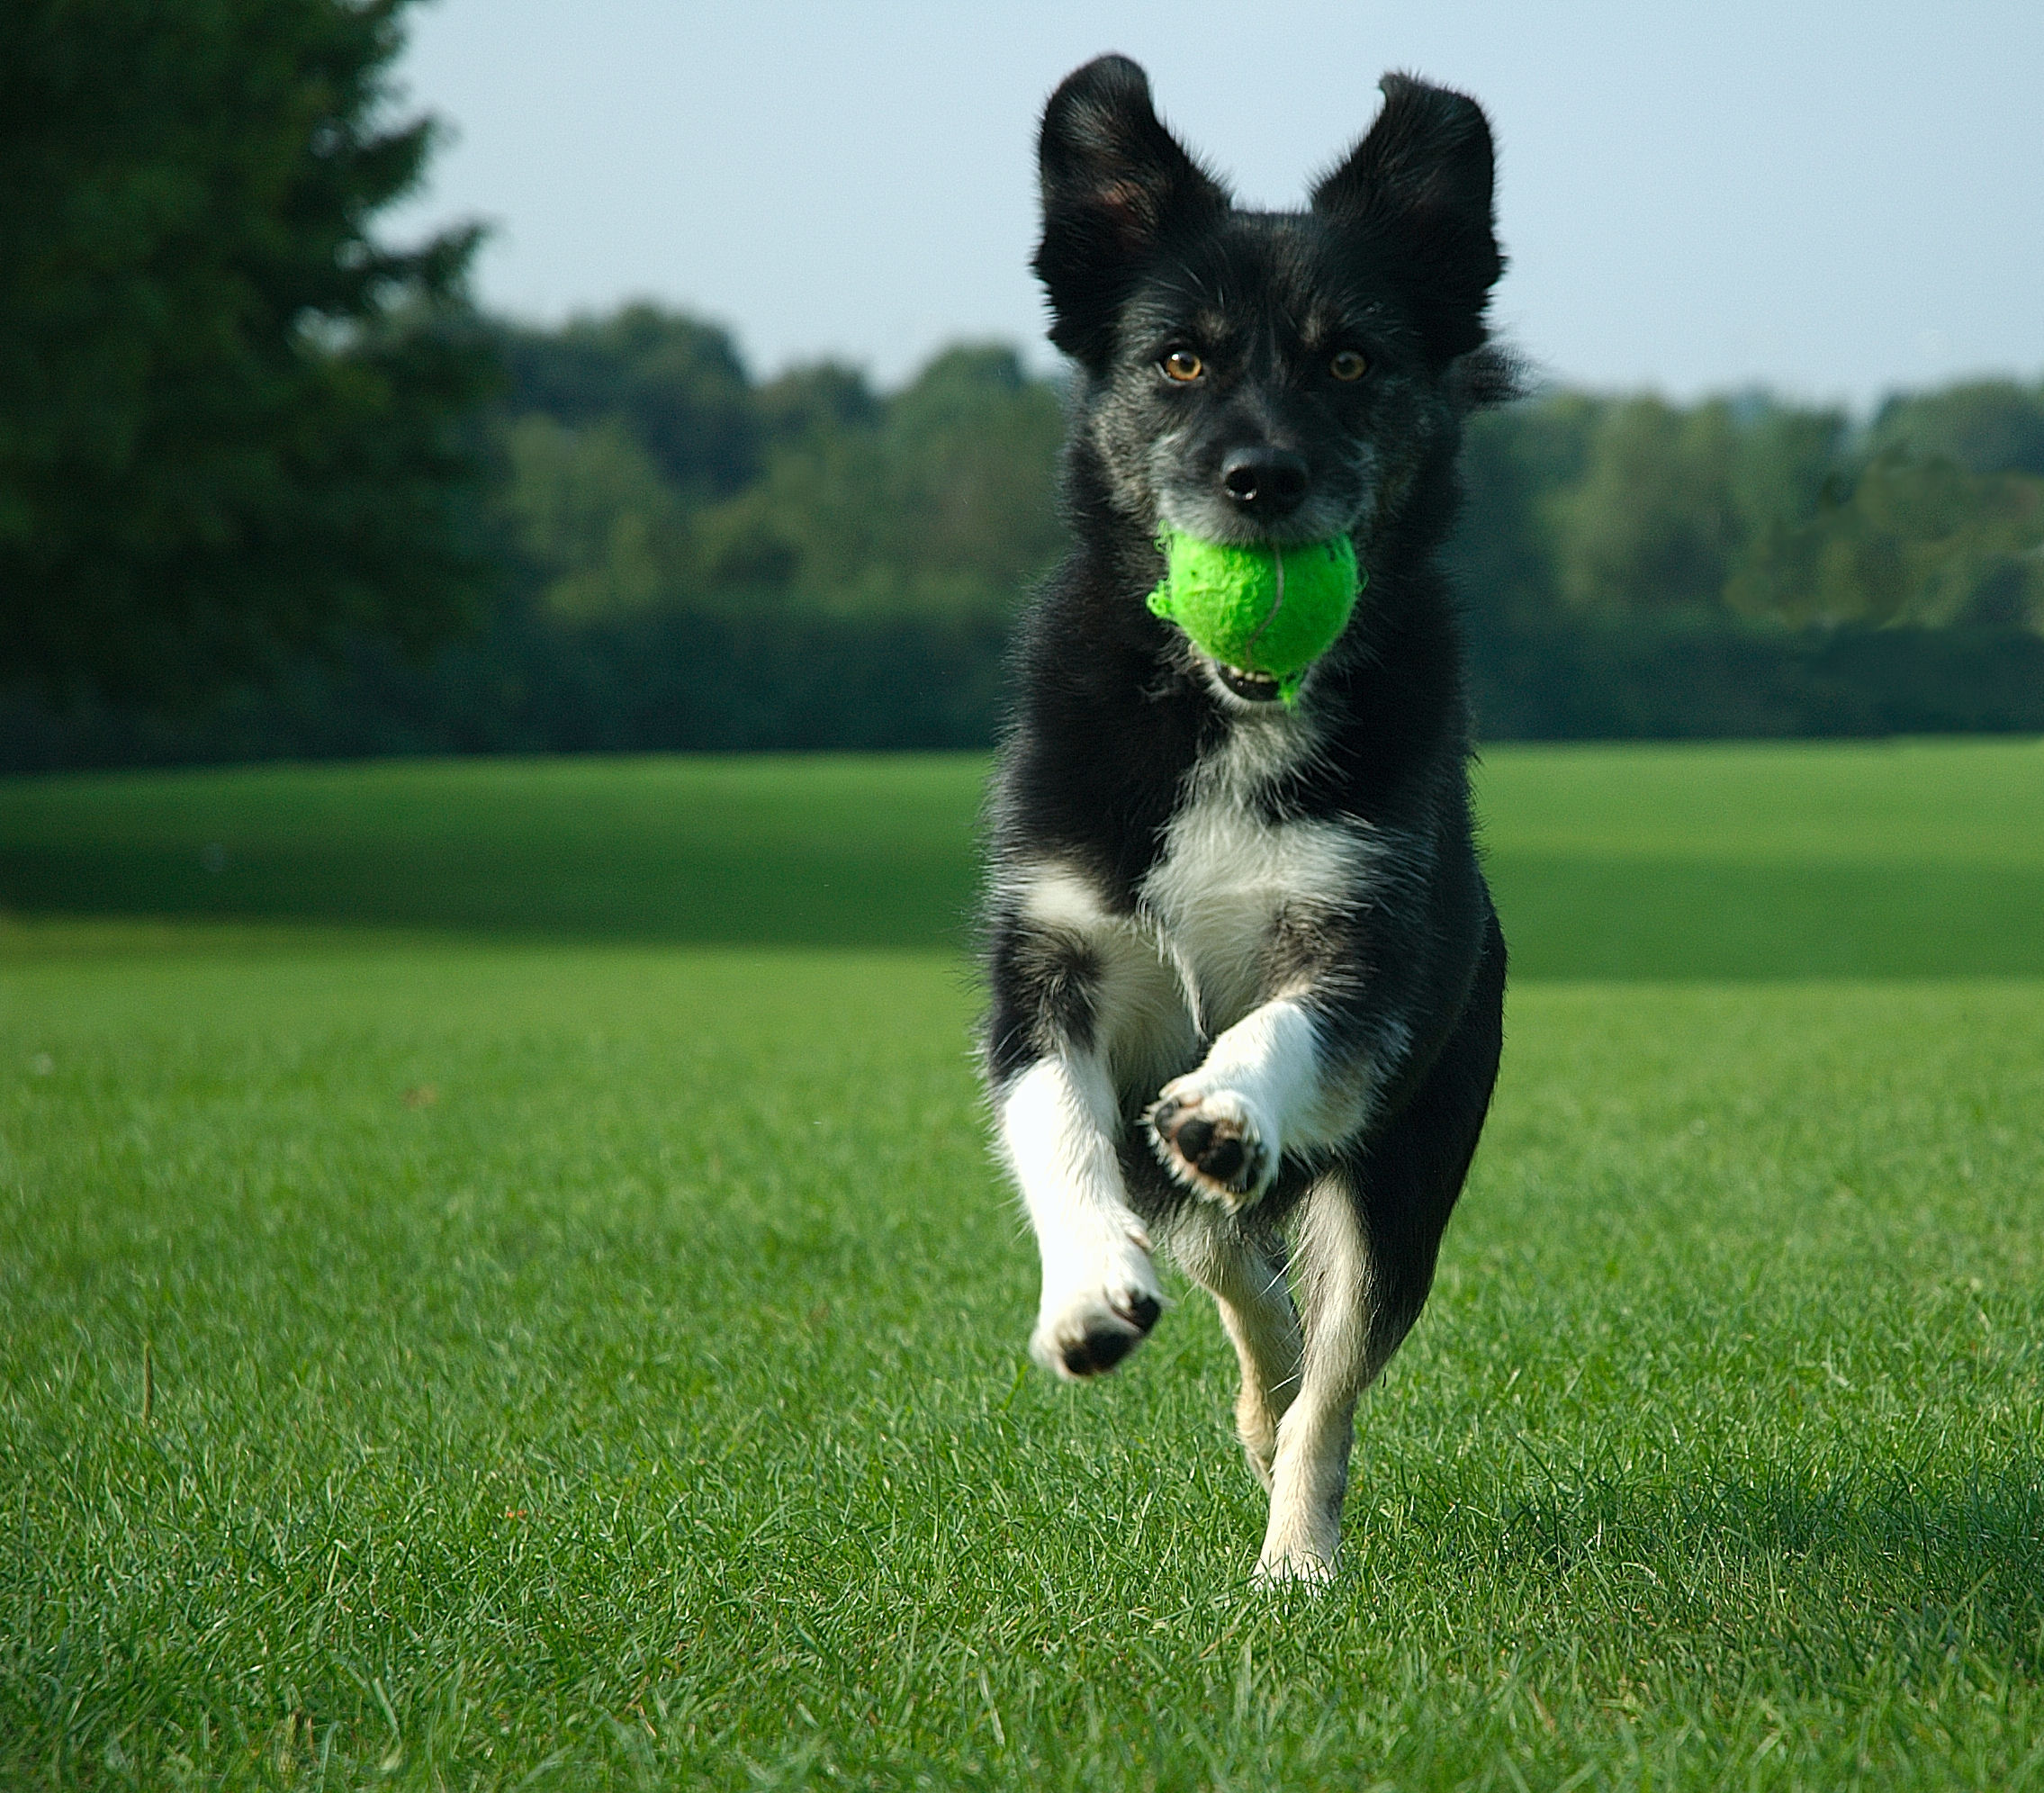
[1311,75,1502,364]
[1032,55,1230,368]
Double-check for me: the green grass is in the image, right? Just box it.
[1478,739,2044,978]
[5,737,2043,971]
[0,755,986,950]
[3,743,2042,1788]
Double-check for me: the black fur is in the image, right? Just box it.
[982,56,1511,1572]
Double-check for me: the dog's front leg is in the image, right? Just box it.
[1148,995,1364,1212]
[999,1050,1163,1377]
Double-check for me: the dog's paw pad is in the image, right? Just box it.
[1040,1293,1158,1379]
[1033,1251,1164,1381]
[1115,1290,1162,1332]
[1149,1090,1271,1209]
[1060,1325,1138,1377]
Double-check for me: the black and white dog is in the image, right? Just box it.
[982,56,1509,1585]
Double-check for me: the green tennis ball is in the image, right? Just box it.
[1147,530,1363,702]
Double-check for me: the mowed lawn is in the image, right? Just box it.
[2,743,2041,1789]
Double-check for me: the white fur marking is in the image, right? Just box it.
[1017,862,1112,934]
[999,1057,1161,1378]
[1010,859,1197,1095]
[1141,801,1369,1032]
[1177,997,1355,1156]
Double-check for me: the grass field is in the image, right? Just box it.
[5,737,2043,974]
[3,741,2042,1788]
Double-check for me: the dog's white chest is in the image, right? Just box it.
[1138,792,1366,1031]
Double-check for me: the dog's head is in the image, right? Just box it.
[1034,55,1504,557]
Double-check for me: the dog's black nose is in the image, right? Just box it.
[1220,446,1309,517]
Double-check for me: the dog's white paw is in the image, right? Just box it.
[1147,1082,1276,1212]
[1031,1229,1163,1380]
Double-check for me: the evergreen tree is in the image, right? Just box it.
[0,0,496,707]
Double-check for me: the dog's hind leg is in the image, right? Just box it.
[1255,922,1508,1585]
[1167,1212,1301,1489]
[1253,1167,1375,1585]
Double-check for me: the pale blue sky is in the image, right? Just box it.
[385,1,2044,409]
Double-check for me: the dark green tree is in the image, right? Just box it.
[755,361,882,445]
[1553,396,1740,617]
[500,415,695,623]
[494,306,758,499]
[0,0,496,707]
[688,344,1065,620]
[1449,392,1599,633]
[1727,448,2044,629]
[1869,380,2044,478]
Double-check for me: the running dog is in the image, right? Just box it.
[982,54,1510,1585]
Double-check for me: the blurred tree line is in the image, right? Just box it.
[1454,381,2044,635]
[9,305,2039,765]
[493,310,1065,638]
[1451,379,2044,735]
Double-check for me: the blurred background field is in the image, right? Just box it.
[4,737,2040,977]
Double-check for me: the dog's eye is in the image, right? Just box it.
[1160,349,1203,383]
[1329,350,1368,383]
